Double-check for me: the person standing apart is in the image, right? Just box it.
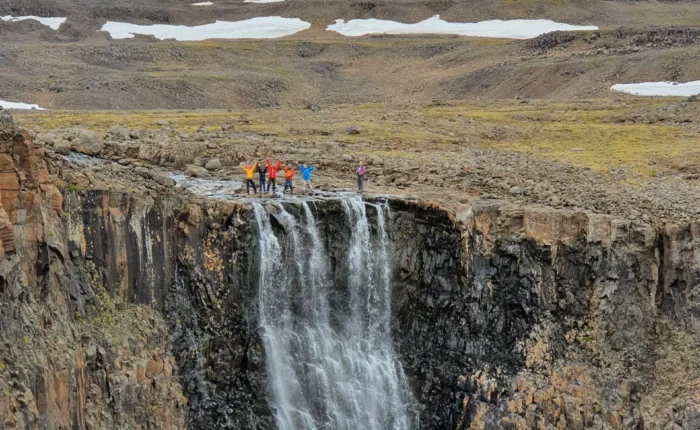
[256,161,268,194]
[282,164,295,194]
[297,161,315,194]
[240,161,258,194]
[266,158,282,194]
[356,160,366,191]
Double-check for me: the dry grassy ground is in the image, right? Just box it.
[14,98,700,222]
[16,98,700,177]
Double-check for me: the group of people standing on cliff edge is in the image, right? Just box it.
[240,159,367,196]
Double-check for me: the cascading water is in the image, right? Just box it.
[252,196,416,430]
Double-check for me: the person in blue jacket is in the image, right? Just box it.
[297,161,316,194]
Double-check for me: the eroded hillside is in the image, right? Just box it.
[0,0,699,108]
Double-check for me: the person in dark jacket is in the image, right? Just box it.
[256,161,268,194]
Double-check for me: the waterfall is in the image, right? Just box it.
[252,196,416,430]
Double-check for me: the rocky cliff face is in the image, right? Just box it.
[0,111,186,430]
[393,200,700,429]
[164,195,700,430]
[3,110,700,430]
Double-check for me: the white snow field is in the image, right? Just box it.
[1,15,66,30]
[611,81,700,97]
[0,100,44,110]
[191,2,214,5]
[100,17,310,40]
[327,15,598,39]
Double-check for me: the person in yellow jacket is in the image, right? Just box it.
[240,162,258,194]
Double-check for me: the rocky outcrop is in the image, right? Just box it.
[527,26,700,52]
[526,31,577,51]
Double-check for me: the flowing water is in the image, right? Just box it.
[252,196,416,430]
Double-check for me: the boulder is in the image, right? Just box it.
[221,123,235,132]
[71,129,104,156]
[151,172,175,187]
[345,125,360,135]
[54,139,72,155]
[109,125,131,141]
[185,165,209,178]
[205,158,222,171]
[368,155,383,166]
[135,166,175,187]
[510,186,526,195]
[35,132,58,147]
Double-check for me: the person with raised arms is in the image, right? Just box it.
[266,158,282,194]
[256,160,267,194]
[297,161,316,194]
[240,161,258,194]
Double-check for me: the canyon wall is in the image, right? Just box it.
[3,110,700,429]
[393,200,700,429]
[0,111,186,430]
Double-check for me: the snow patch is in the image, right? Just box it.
[1,15,66,30]
[99,17,310,40]
[191,2,214,5]
[0,100,44,110]
[611,81,700,97]
[327,15,598,39]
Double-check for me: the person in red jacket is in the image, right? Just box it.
[266,158,282,194]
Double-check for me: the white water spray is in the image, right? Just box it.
[252,196,416,429]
